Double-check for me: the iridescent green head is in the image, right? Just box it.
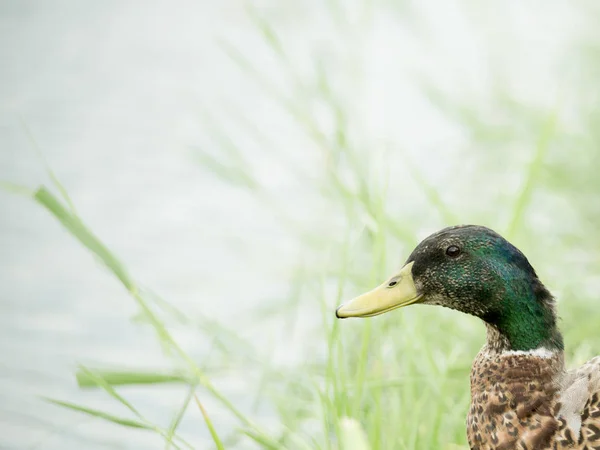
[336,225,563,352]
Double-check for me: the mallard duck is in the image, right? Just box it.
[336,225,600,450]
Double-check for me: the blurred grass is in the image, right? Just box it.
[7,2,600,450]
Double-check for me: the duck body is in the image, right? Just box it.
[469,346,600,449]
[336,225,600,449]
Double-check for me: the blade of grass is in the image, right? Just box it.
[0,181,35,196]
[194,395,225,450]
[76,365,141,418]
[238,428,282,450]
[34,186,134,290]
[76,369,190,388]
[193,148,258,190]
[41,397,194,450]
[165,385,196,450]
[245,5,287,61]
[40,397,152,430]
[20,117,78,213]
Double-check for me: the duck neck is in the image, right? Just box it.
[484,323,563,355]
[483,278,564,353]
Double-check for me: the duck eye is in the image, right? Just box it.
[446,245,461,257]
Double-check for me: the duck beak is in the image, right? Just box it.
[336,262,422,318]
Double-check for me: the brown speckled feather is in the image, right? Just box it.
[468,350,600,450]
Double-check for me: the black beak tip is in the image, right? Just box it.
[335,307,344,319]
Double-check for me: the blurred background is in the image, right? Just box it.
[2,1,600,449]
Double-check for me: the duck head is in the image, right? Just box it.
[336,225,563,352]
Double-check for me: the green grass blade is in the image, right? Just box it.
[194,395,225,450]
[193,149,257,190]
[0,181,35,196]
[165,385,196,449]
[33,188,177,350]
[20,117,78,213]
[76,369,190,388]
[76,366,141,417]
[238,428,282,450]
[245,5,286,60]
[33,186,134,290]
[40,397,152,430]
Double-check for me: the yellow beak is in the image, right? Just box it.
[336,262,422,318]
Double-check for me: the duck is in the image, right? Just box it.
[336,225,600,450]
